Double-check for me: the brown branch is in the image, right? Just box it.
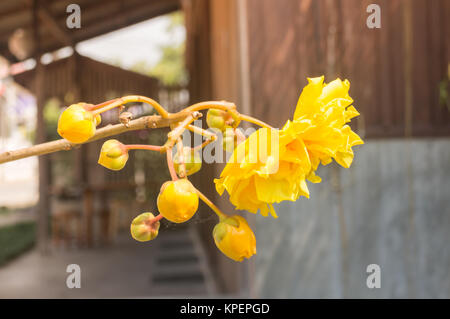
[0,111,192,164]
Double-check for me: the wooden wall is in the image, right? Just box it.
[246,0,450,138]
[185,0,450,296]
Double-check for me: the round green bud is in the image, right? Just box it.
[206,108,232,131]
[173,147,202,176]
[130,212,160,242]
[98,139,129,171]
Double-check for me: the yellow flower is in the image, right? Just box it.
[98,139,129,170]
[157,179,199,223]
[215,76,364,217]
[57,103,99,143]
[130,212,160,242]
[213,215,256,262]
[292,76,363,170]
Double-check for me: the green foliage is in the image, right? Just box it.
[0,207,10,216]
[168,11,184,32]
[0,222,36,266]
[148,43,187,86]
[130,11,187,87]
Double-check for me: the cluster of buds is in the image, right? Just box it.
[52,77,364,263]
[55,96,261,262]
[206,108,245,153]
[0,76,362,268]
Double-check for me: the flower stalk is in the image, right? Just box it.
[166,148,178,181]
[195,188,228,220]
[187,125,218,151]
[125,144,163,152]
[176,138,187,178]
[239,114,273,129]
[91,95,170,118]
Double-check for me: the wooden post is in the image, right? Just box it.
[236,0,253,298]
[69,52,93,247]
[33,0,51,254]
[36,59,51,254]
[70,53,87,186]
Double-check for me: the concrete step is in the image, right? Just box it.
[143,225,220,297]
[152,263,204,279]
[149,282,208,296]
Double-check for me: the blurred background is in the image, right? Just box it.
[0,0,449,298]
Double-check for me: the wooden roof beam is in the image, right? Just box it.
[1,0,180,57]
[38,0,180,53]
[36,5,73,47]
[23,0,73,47]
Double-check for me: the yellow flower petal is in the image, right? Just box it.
[294,76,324,119]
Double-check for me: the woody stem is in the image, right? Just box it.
[239,114,273,129]
[187,125,218,151]
[125,144,162,152]
[166,148,178,181]
[183,101,236,114]
[87,98,120,111]
[92,95,170,118]
[195,188,228,220]
[176,138,187,178]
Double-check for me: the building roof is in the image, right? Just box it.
[0,0,180,62]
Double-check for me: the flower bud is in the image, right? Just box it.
[57,103,97,143]
[98,139,129,171]
[222,128,238,153]
[173,147,202,176]
[94,114,102,127]
[157,179,199,223]
[213,215,256,262]
[206,108,233,131]
[130,212,160,242]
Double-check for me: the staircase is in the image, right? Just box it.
[149,226,217,297]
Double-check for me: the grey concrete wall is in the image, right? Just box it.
[252,138,450,298]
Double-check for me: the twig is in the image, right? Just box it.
[0,100,238,165]
[239,114,273,129]
[0,111,191,164]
